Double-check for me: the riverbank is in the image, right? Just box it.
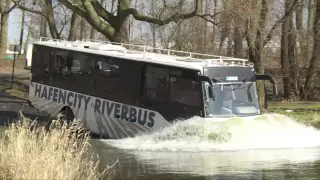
[0,115,115,180]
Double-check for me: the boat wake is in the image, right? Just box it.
[104,113,320,152]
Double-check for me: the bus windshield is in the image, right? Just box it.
[204,82,260,117]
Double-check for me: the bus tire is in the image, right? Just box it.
[60,106,75,126]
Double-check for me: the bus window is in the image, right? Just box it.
[31,46,42,82]
[31,46,52,82]
[170,77,201,107]
[95,57,121,97]
[144,65,169,102]
[73,53,95,90]
[96,58,119,77]
[53,51,69,76]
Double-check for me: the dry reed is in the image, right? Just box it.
[0,113,115,180]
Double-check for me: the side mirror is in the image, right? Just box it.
[199,76,213,85]
[256,74,278,96]
[208,86,215,99]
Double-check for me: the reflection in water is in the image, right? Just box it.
[131,148,320,176]
[91,141,320,180]
[90,113,320,179]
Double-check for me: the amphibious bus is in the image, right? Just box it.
[28,37,277,139]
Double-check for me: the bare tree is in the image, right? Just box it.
[59,0,202,42]
[13,0,70,39]
[306,0,316,61]
[281,0,298,100]
[243,0,299,109]
[68,12,79,40]
[301,0,320,99]
[0,0,16,59]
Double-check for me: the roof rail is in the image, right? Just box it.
[38,37,254,67]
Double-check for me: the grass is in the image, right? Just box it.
[0,58,30,100]
[269,102,320,129]
[269,102,320,110]
[0,113,118,180]
[0,79,29,100]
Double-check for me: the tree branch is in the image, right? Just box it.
[12,0,45,16]
[197,12,224,26]
[6,4,16,14]
[58,0,86,16]
[256,0,269,43]
[90,0,117,26]
[57,5,69,36]
[127,0,201,26]
[262,0,300,46]
[81,0,115,39]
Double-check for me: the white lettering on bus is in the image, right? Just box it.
[93,98,155,128]
[34,83,155,128]
[35,84,91,110]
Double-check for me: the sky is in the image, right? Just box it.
[8,8,30,45]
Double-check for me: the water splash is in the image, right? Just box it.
[105,113,320,152]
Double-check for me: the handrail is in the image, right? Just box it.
[38,37,254,67]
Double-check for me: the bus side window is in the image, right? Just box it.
[97,59,120,78]
[170,77,201,107]
[73,53,95,91]
[31,46,42,82]
[32,47,51,83]
[144,65,169,103]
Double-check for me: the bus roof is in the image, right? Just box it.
[33,37,254,72]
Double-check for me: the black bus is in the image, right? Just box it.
[28,38,277,139]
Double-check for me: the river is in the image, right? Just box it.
[2,113,320,180]
[88,113,320,180]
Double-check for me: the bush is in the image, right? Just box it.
[0,113,116,180]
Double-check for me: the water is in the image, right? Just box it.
[89,113,320,180]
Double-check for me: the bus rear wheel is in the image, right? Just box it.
[59,107,75,126]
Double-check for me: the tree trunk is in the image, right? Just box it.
[61,0,201,43]
[79,18,86,40]
[211,0,218,52]
[174,0,184,50]
[40,16,47,37]
[288,14,297,99]
[219,0,230,55]
[112,25,129,42]
[203,0,209,53]
[295,3,304,97]
[246,0,268,110]
[19,10,25,58]
[24,27,31,55]
[112,0,130,43]
[306,0,315,62]
[219,26,228,55]
[196,0,203,52]
[226,35,233,56]
[90,27,95,40]
[68,12,80,41]
[301,0,320,99]
[152,24,156,49]
[281,1,290,99]
[0,12,9,60]
[234,26,243,58]
[175,23,182,50]
[45,0,59,39]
